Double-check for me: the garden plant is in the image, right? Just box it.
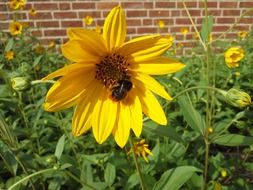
[0,0,253,190]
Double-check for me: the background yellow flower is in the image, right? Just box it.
[224,47,244,68]
[180,27,189,35]
[9,21,23,36]
[83,15,93,26]
[5,51,14,60]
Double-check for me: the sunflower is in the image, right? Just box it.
[9,21,23,36]
[43,6,185,148]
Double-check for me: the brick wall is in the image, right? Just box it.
[1,0,253,48]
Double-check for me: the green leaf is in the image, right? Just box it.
[0,140,18,176]
[178,96,205,135]
[104,163,116,186]
[143,121,183,143]
[200,16,213,43]
[213,134,253,146]
[5,39,14,51]
[54,134,65,160]
[152,166,201,190]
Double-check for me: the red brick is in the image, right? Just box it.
[223,10,241,16]
[59,3,71,10]
[72,2,95,9]
[96,2,119,9]
[207,10,222,16]
[0,13,10,21]
[127,28,136,35]
[121,2,143,9]
[155,2,176,8]
[175,18,191,25]
[217,17,235,24]
[199,2,218,8]
[61,20,82,27]
[234,25,249,31]
[30,12,52,20]
[36,21,59,28]
[79,11,101,19]
[240,2,253,7]
[127,10,147,17]
[54,12,77,19]
[34,3,58,10]
[126,19,142,26]
[143,19,153,25]
[31,29,43,37]
[44,29,66,37]
[213,25,230,32]
[220,2,238,8]
[137,27,157,34]
[171,10,180,16]
[240,17,253,24]
[144,2,153,9]
[149,10,170,17]
[181,10,202,16]
[177,2,197,8]
[0,22,8,30]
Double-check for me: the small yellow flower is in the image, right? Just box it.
[128,139,153,162]
[8,0,19,10]
[94,25,102,34]
[43,6,185,147]
[48,41,56,49]
[237,31,247,39]
[224,47,244,68]
[208,33,213,42]
[16,0,26,9]
[207,127,213,133]
[157,20,165,29]
[180,27,189,35]
[177,43,184,49]
[220,169,227,178]
[9,21,23,36]
[5,51,14,60]
[83,15,93,26]
[29,8,37,16]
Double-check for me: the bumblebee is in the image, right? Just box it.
[111,79,133,101]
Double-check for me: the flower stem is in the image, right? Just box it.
[129,136,146,190]
[8,168,56,190]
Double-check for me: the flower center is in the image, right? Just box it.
[95,53,130,89]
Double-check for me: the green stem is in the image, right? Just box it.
[203,139,210,190]
[129,136,146,190]
[8,168,56,190]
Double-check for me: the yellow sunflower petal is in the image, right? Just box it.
[127,90,143,137]
[113,101,131,148]
[134,72,172,100]
[42,63,95,80]
[72,82,102,136]
[135,81,167,125]
[45,68,94,102]
[61,40,100,63]
[92,89,118,144]
[120,35,172,62]
[67,28,107,55]
[103,6,126,51]
[132,57,185,75]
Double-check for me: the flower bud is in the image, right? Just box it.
[225,88,251,108]
[11,77,31,91]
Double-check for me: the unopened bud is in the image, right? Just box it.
[225,89,251,108]
[11,77,31,91]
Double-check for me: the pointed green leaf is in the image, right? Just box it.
[153,166,201,190]
[178,96,205,135]
[104,163,116,186]
[5,39,14,51]
[54,134,65,160]
[213,134,253,146]
[200,16,213,43]
[143,121,183,143]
